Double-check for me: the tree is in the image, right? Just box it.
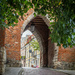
[0,0,75,48]
[30,39,40,51]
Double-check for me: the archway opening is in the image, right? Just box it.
[21,16,55,67]
[21,30,40,68]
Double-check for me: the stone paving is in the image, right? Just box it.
[52,69,75,75]
[3,67,21,75]
[3,67,75,75]
[18,67,71,75]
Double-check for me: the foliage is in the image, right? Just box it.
[21,56,22,59]
[23,56,25,59]
[0,0,75,48]
[21,56,25,59]
[30,39,40,51]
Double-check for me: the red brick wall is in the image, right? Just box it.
[5,26,21,60]
[5,9,34,61]
[58,45,75,62]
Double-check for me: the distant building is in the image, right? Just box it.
[21,35,40,67]
[21,35,30,67]
[21,35,30,56]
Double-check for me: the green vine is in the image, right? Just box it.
[0,0,75,48]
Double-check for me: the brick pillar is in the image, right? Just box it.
[0,28,5,75]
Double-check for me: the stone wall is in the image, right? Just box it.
[0,47,6,74]
[0,29,6,75]
[6,59,21,67]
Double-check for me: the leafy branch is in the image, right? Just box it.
[30,39,40,51]
[0,0,75,48]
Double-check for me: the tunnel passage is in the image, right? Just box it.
[24,16,55,67]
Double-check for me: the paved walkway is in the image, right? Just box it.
[3,67,75,75]
[3,67,21,75]
[52,69,75,75]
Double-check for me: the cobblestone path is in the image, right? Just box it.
[18,67,69,75]
[3,67,75,75]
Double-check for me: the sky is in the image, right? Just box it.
[22,30,32,37]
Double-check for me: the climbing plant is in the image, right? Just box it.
[0,0,75,48]
[30,39,40,51]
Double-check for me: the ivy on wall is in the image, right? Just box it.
[0,0,75,48]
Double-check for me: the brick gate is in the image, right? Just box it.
[0,9,75,74]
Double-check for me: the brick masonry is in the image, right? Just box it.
[58,45,75,69]
[0,9,75,74]
[4,9,34,67]
[5,26,21,67]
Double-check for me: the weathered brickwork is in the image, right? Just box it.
[0,8,75,75]
[5,9,34,67]
[58,45,75,69]
[58,46,75,62]
[6,9,75,69]
[5,26,21,67]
